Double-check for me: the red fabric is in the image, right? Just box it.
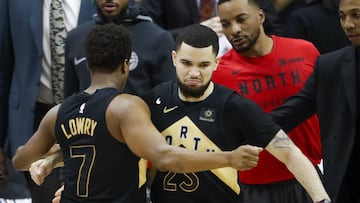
[199,0,215,21]
[212,35,322,184]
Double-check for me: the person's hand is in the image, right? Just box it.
[0,148,8,185]
[29,158,54,185]
[200,16,223,36]
[230,144,263,171]
[52,185,64,203]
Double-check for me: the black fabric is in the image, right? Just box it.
[337,48,360,203]
[239,179,312,203]
[24,168,62,203]
[143,82,280,203]
[285,0,350,54]
[56,88,146,202]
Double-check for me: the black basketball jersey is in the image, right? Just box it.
[55,88,147,203]
[143,82,280,203]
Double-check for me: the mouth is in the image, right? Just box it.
[347,34,360,39]
[102,2,118,13]
[185,78,201,85]
[231,37,246,46]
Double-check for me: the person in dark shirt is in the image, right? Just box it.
[64,0,176,97]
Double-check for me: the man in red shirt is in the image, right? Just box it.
[213,0,322,202]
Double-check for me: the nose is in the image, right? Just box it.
[230,22,242,35]
[342,16,355,30]
[188,68,200,77]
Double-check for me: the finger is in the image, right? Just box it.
[31,173,44,185]
[52,196,61,203]
[55,185,64,196]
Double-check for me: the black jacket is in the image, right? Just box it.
[285,0,350,54]
[64,5,176,97]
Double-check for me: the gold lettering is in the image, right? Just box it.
[61,124,72,139]
[76,117,85,134]
[90,120,97,136]
[60,117,97,139]
[84,118,91,135]
[69,119,77,135]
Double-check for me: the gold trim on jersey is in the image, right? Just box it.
[161,116,240,194]
[138,159,148,188]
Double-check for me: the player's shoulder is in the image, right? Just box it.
[273,35,316,49]
[214,83,236,95]
[142,81,174,99]
[112,93,146,108]
[67,21,95,38]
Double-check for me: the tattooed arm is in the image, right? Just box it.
[265,129,330,202]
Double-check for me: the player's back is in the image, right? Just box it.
[55,88,147,203]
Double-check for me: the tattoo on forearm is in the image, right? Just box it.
[272,132,291,148]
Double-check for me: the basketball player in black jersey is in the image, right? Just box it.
[141,24,330,203]
[11,23,264,202]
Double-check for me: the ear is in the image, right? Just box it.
[122,59,130,74]
[258,9,265,24]
[171,50,177,67]
[214,56,220,71]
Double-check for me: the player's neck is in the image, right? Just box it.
[85,76,122,94]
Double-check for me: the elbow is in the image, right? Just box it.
[155,158,186,173]
[11,147,28,171]
[151,148,186,173]
[12,156,26,171]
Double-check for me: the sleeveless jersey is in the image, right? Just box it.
[212,35,322,184]
[55,88,147,203]
[143,82,280,203]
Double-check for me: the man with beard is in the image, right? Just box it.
[142,24,329,203]
[212,0,323,203]
[64,0,176,97]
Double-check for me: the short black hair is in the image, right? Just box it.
[175,24,219,55]
[218,0,263,8]
[85,23,131,72]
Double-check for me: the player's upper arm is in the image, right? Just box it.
[108,94,169,162]
[12,105,59,170]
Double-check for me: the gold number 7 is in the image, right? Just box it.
[70,145,96,197]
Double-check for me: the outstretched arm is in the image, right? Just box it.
[265,129,330,202]
[109,94,263,173]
